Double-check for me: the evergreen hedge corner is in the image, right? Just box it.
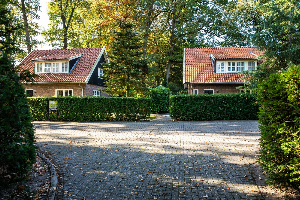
[257,64,300,190]
[0,55,36,187]
[169,93,258,121]
[149,86,171,113]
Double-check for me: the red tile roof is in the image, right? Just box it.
[184,47,262,84]
[19,47,105,83]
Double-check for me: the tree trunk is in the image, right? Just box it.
[21,0,31,53]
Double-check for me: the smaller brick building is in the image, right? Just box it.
[19,47,109,97]
[183,47,263,94]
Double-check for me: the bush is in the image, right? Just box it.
[0,55,36,187]
[169,93,258,121]
[149,86,171,113]
[257,64,300,190]
[28,97,151,121]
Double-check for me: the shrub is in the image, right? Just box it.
[149,86,171,113]
[0,55,36,187]
[28,97,151,121]
[257,64,300,190]
[169,93,258,121]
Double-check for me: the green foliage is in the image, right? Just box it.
[103,20,148,97]
[148,86,171,113]
[254,0,300,68]
[0,0,35,187]
[169,93,258,121]
[257,64,300,190]
[28,97,151,121]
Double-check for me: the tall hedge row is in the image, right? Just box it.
[28,97,151,121]
[169,93,258,121]
[257,65,300,190]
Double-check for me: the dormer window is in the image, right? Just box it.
[35,62,69,74]
[215,60,257,73]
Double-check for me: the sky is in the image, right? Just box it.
[36,0,51,50]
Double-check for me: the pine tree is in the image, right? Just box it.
[103,21,148,97]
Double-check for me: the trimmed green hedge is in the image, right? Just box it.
[257,64,300,190]
[169,93,258,121]
[28,97,151,121]
[148,86,171,113]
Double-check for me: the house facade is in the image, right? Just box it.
[19,47,109,97]
[183,47,262,94]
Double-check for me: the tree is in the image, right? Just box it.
[103,21,148,97]
[254,0,300,68]
[44,0,90,49]
[8,0,40,59]
[0,0,36,186]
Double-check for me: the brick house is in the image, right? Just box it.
[183,47,262,94]
[19,47,109,97]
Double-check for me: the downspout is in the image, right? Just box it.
[79,83,84,96]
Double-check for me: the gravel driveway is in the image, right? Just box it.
[34,115,264,200]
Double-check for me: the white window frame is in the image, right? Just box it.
[36,63,43,73]
[44,63,51,73]
[248,61,256,71]
[62,62,68,73]
[52,63,59,73]
[192,89,198,95]
[55,89,73,97]
[216,62,225,73]
[216,60,256,73]
[237,62,245,72]
[35,61,69,74]
[93,90,101,97]
[98,68,103,78]
[204,89,214,95]
[227,62,236,72]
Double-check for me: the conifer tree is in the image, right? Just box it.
[103,21,148,97]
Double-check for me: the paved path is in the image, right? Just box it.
[34,115,263,199]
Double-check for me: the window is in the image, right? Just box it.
[93,90,101,97]
[216,62,225,73]
[193,89,198,95]
[204,89,214,94]
[44,63,51,72]
[228,62,236,72]
[26,89,33,97]
[56,89,73,97]
[62,62,68,73]
[237,62,245,72]
[52,63,59,73]
[98,68,103,78]
[37,63,42,73]
[248,61,256,71]
[36,62,68,74]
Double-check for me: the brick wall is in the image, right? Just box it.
[23,83,109,97]
[188,84,244,94]
[23,83,86,97]
[86,84,109,97]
